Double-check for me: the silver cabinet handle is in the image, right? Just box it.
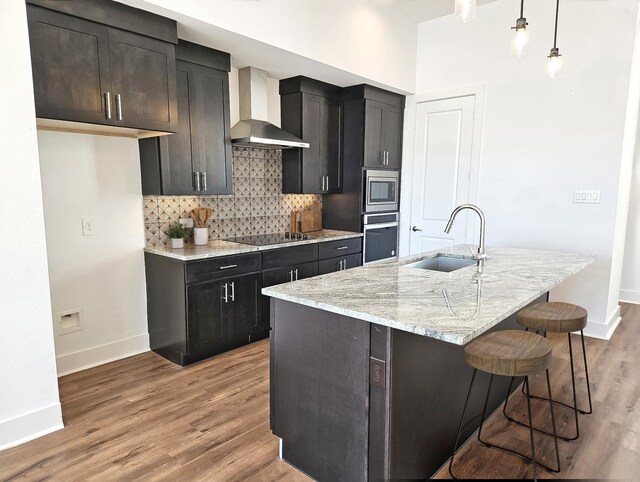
[289,270,293,282]
[343,258,347,270]
[336,246,349,250]
[194,171,201,192]
[411,226,423,232]
[325,176,329,191]
[381,151,385,165]
[116,94,123,121]
[218,264,238,270]
[222,282,228,303]
[104,92,112,119]
[386,151,389,165]
[230,281,235,301]
[200,171,207,192]
[295,268,299,281]
[338,259,344,270]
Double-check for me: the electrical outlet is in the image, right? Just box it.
[82,218,97,236]
[573,190,601,204]
[369,357,386,389]
[179,217,194,228]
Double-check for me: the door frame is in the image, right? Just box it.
[399,84,486,257]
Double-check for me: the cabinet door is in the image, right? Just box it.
[186,279,225,357]
[224,273,261,343]
[363,102,384,168]
[301,95,324,193]
[292,261,319,281]
[323,99,342,192]
[158,62,198,194]
[27,6,112,125]
[108,28,178,132]
[382,107,402,169]
[191,64,233,195]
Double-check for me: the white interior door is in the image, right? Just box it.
[409,95,478,255]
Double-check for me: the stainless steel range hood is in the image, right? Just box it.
[231,67,309,149]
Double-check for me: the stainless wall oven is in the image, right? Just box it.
[363,213,399,264]
[364,170,399,213]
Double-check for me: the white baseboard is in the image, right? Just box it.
[0,403,63,451]
[620,289,640,305]
[56,333,149,377]
[583,305,622,340]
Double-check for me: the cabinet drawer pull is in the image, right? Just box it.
[222,282,228,303]
[230,281,235,301]
[218,264,238,270]
[116,93,123,121]
[336,246,349,250]
[104,92,112,119]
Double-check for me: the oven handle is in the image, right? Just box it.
[363,222,399,230]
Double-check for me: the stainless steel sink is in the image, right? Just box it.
[405,255,477,273]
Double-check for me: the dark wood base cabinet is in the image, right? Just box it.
[144,252,264,366]
[269,293,547,481]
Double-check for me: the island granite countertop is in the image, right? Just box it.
[262,245,595,345]
[144,229,363,261]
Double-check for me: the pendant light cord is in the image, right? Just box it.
[553,0,560,48]
[520,0,524,18]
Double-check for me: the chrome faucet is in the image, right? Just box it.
[444,204,488,265]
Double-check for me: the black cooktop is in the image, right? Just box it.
[226,232,310,246]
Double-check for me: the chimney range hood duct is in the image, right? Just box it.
[231,67,309,149]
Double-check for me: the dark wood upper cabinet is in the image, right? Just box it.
[363,100,402,169]
[280,76,343,194]
[139,41,232,196]
[26,2,178,134]
[27,7,112,125]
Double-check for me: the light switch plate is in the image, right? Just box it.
[179,217,194,228]
[573,190,601,204]
[82,218,97,236]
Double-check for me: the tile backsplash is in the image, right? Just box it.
[143,146,322,246]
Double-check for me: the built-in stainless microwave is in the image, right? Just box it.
[364,170,399,213]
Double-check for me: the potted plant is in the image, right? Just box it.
[166,222,188,249]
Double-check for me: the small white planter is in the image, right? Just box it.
[193,227,209,246]
[171,238,184,249]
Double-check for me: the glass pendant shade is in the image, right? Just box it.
[455,0,477,23]
[511,18,529,58]
[547,48,562,79]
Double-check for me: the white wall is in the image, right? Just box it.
[38,132,149,376]
[406,0,640,338]
[0,0,62,450]
[121,0,417,93]
[621,125,640,305]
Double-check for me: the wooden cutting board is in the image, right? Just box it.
[300,203,322,233]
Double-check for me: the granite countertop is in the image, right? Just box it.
[262,245,596,345]
[144,229,363,261]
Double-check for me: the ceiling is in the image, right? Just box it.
[374,0,498,23]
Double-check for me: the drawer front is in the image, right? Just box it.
[186,253,261,284]
[262,243,318,270]
[263,261,319,287]
[318,253,362,275]
[318,237,362,260]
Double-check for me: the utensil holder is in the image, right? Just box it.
[193,227,208,246]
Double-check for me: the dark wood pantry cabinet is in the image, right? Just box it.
[26,1,178,134]
[139,41,233,195]
[280,77,343,194]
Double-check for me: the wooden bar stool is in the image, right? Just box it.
[503,302,592,441]
[449,330,561,480]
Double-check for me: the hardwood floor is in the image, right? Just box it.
[0,340,309,482]
[0,303,637,481]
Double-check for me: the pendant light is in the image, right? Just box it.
[511,0,529,58]
[547,0,562,79]
[455,0,476,23]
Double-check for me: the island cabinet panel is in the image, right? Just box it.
[26,3,178,133]
[139,41,232,196]
[268,291,548,481]
[270,299,370,482]
[280,76,343,194]
[144,252,262,366]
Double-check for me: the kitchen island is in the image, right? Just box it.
[262,245,594,481]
